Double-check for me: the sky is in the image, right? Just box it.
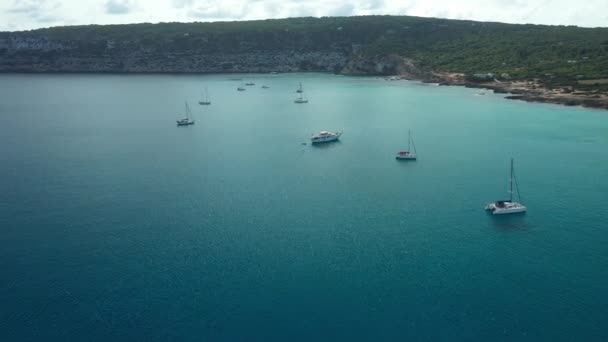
[1,0,607,31]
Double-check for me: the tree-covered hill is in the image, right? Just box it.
[1,15,607,86]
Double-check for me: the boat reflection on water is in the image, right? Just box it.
[310,139,342,149]
[488,214,529,231]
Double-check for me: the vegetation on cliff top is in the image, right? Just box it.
[2,15,608,87]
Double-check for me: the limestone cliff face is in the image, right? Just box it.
[0,29,356,73]
[339,54,429,78]
[0,31,420,76]
[1,49,349,73]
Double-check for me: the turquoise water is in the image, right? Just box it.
[1,73,607,341]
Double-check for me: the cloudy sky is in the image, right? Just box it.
[1,0,607,31]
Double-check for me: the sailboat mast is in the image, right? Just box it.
[510,158,514,202]
[408,129,411,151]
[186,101,193,120]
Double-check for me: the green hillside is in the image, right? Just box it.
[2,15,608,87]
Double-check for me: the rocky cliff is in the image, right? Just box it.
[0,38,351,73]
[0,17,439,75]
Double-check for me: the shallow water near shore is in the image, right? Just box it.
[1,73,607,341]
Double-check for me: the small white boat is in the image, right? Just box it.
[199,87,211,105]
[396,130,417,160]
[296,82,303,93]
[485,158,527,215]
[261,85,270,89]
[311,131,342,143]
[245,80,255,86]
[176,101,195,126]
[237,82,246,91]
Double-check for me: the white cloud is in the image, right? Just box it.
[4,0,63,25]
[7,0,45,13]
[171,0,193,8]
[185,0,248,20]
[0,0,606,31]
[105,0,135,15]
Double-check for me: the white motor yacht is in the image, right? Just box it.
[311,131,342,143]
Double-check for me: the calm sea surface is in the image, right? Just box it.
[1,73,607,341]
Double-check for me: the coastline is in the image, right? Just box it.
[2,68,607,110]
[407,72,608,111]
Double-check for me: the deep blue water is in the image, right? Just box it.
[1,73,607,341]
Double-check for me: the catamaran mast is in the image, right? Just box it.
[510,158,514,202]
[412,131,416,154]
[408,129,411,151]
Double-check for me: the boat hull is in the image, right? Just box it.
[484,202,527,215]
[199,101,211,105]
[311,132,342,143]
[176,120,195,126]
[396,152,416,160]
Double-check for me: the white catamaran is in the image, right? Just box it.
[311,131,342,143]
[396,130,417,160]
[485,158,527,215]
[176,101,195,126]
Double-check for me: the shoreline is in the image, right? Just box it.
[2,69,607,110]
[411,72,608,111]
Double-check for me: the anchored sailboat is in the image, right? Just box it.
[294,92,308,104]
[199,87,211,105]
[396,130,417,160]
[484,158,527,215]
[294,82,308,103]
[176,101,195,126]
